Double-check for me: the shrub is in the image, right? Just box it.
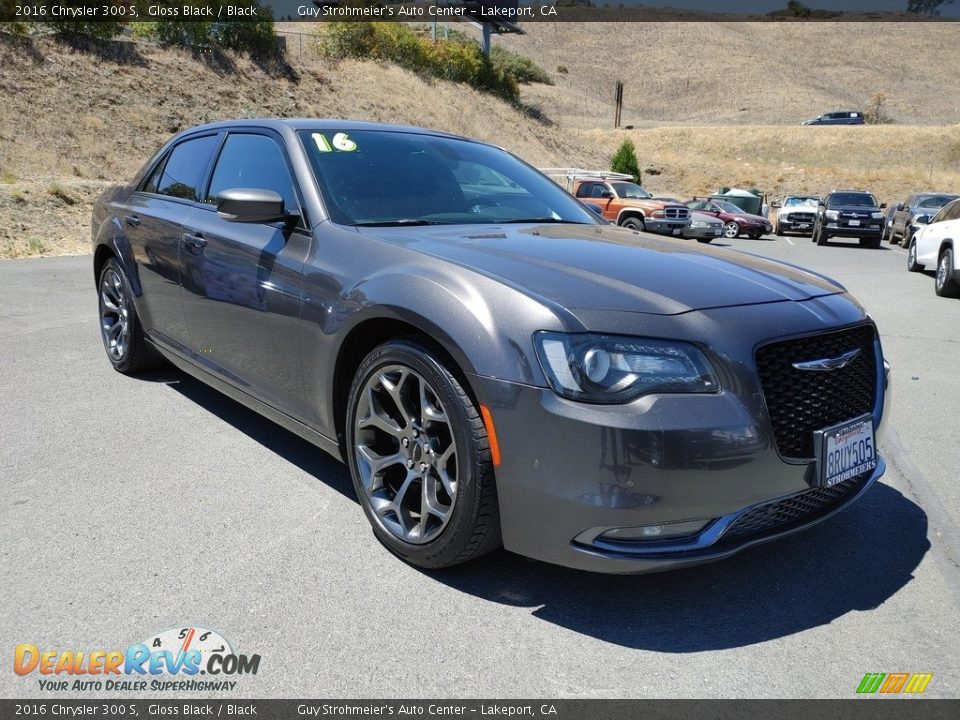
[318,22,519,102]
[41,19,123,40]
[489,45,552,85]
[611,139,642,184]
[130,3,278,58]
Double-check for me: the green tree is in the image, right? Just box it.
[611,139,642,184]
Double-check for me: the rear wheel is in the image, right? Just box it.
[621,217,644,231]
[935,248,960,298]
[97,257,157,374]
[346,338,501,569]
[696,237,713,244]
[723,221,740,238]
[907,239,922,272]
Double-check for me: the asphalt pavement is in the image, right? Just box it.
[1,233,959,699]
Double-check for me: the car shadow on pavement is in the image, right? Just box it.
[426,482,929,652]
[152,368,929,652]
[162,370,356,502]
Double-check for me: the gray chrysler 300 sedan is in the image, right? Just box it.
[92,119,889,573]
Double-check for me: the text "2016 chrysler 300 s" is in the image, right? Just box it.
[92,120,890,573]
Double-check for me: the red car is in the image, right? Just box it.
[687,199,773,239]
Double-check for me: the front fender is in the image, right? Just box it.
[300,263,571,437]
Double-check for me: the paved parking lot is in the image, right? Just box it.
[1,234,958,699]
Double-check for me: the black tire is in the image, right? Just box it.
[748,232,763,240]
[621,217,644,231]
[97,257,159,374]
[816,227,828,246]
[775,222,784,236]
[901,228,913,248]
[345,338,501,569]
[881,224,891,243]
[935,248,960,298]
[906,239,922,272]
[696,237,713,244]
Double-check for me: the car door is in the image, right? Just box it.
[917,202,958,265]
[894,195,916,238]
[178,130,312,418]
[124,133,221,351]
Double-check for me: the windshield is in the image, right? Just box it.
[298,130,597,226]
[915,195,958,209]
[610,182,651,199]
[784,197,819,207]
[714,200,746,214]
[829,192,878,207]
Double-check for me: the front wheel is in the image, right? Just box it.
[935,248,960,298]
[774,222,784,236]
[346,339,501,569]
[815,227,828,246]
[696,237,713,244]
[621,217,644,231]
[723,221,740,238]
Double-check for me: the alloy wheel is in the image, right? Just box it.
[937,254,948,291]
[99,267,130,362]
[724,222,740,238]
[353,365,458,544]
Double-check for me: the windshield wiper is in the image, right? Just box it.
[354,219,451,227]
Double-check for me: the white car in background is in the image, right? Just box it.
[907,197,960,298]
[774,195,820,236]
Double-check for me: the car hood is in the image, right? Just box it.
[828,205,881,214]
[358,223,843,316]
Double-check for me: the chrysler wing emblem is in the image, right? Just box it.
[792,348,861,372]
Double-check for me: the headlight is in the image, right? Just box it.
[534,332,719,404]
[825,210,840,220]
[872,212,884,219]
[690,220,707,228]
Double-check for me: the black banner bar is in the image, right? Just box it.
[1,700,958,720]
[2,1,960,24]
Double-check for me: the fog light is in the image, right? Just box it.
[600,518,710,541]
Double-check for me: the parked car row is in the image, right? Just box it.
[567,173,771,243]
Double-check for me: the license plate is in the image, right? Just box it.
[814,415,876,488]
[672,228,683,236]
[798,224,810,229]
[848,219,860,226]
[713,229,722,235]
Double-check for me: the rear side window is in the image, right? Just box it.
[206,133,298,214]
[157,135,219,201]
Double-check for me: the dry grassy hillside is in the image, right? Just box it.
[584,124,960,204]
[2,23,959,259]
[497,22,960,128]
[0,32,602,258]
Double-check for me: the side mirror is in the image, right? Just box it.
[599,191,614,199]
[217,188,292,224]
[880,203,888,209]
[895,203,903,211]
[771,201,782,209]
[914,214,930,225]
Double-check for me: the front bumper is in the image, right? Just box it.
[471,322,890,574]
[823,222,883,238]
[779,218,815,233]
[645,218,688,235]
[683,225,724,240]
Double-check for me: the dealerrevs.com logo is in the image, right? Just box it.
[14,627,261,692]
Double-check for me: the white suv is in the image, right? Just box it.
[907,197,960,297]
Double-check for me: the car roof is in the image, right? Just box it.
[182,118,474,142]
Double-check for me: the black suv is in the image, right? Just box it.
[813,191,886,248]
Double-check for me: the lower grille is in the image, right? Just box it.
[787,212,815,223]
[722,475,865,540]
[756,324,877,459]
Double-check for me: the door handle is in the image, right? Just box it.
[183,232,207,250]
[125,215,141,228]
